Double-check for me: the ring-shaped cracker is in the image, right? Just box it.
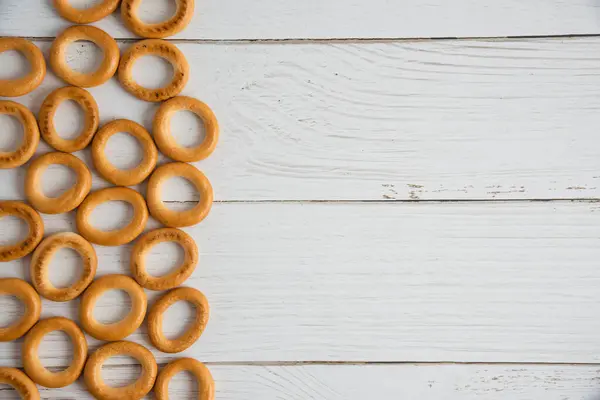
[0,101,40,169]
[80,274,147,341]
[147,287,209,353]
[118,39,189,102]
[0,201,44,262]
[154,96,219,162]
[0,38,46,97]
[91,119,158,186]
[76,187,148,246]
[31,232,97,302]
[39,86,100,153]
[23,317,88,388]
[50,25,119,88]
[0,278,41,342]
[155,358,214,400]
[0,367,40,399]
[54,0,121,24]
[147,162,213,227]
[25,152,92,214]
[121,0,194,39]
[84,341,157,400]
[131,228,198,291]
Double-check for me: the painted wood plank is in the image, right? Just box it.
[2,38,600,201]
[1,201,600,363]
[2,0,600,40]
[1,364,598,399]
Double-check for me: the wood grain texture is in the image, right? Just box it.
[0,364,598,399]
[2,38,600,201]
[3,3,600,399]
[3,0,600,39]
[1,201,600,364]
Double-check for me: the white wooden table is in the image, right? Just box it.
[2,0,600,398]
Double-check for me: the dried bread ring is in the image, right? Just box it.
[0,38,46,97]
[39,86,99,153]
[131,228,198,291]
[121,0,194,38]
[54,0,121,24]
[76,187,148,246]
[0,101,40,169]
[91,119,158,186]
[0,201,44,262]
[31,232,97,302]
[0,367,39,399]
[80,274,147,341]
[147,162,213,227]
[154,96,219,162]
[118,39,189,102]
[23,317,87,388]
[0,278,41,342]
[155,358,214,400]
[50,25,119,88]
[25,152,92,214]
[84,341,157,400]
[147,287,209,353]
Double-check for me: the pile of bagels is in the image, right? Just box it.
[0,0,217,398]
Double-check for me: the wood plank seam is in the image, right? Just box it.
[34,361,600,369]
[145,361,600,367]
[171,199,600,204]
[9,33,600,43]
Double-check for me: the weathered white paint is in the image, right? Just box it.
[0,364,594,399]
[2,38,600,201]
[1,202,600,365]
[2,0,600,39]
[2,4,600,398]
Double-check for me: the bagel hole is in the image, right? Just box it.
[132,55,174,89]
[0,384,19,399]
[68,0,105,9]
[0,50,29,80]
[145,241,185,277]
[94,289,132,324]
[105,131,144,170]
[0,216,29,246]
[42,163,77,198]
[102,356,142,388]
[54,99,86,140]
[90,200,134,231]
[66,40,104,74]
[48,248,83,289]
[0,114,23,152]
[0,295,24,328]
[38,330,74,372]
[162,176,198,211]
[137,0,177,24]
[170,110,206,148]
[168,370,199,399]
[162,299,196,340]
